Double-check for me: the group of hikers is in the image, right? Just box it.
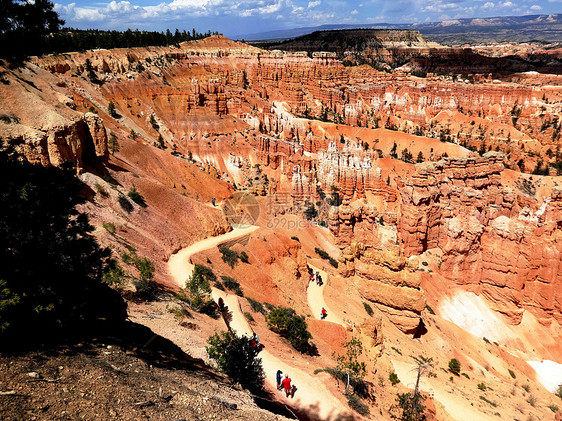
[276,370,297,398]
[308,267,323,286]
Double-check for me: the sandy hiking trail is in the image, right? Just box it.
[307,265,346,326]
[168,226,351,420]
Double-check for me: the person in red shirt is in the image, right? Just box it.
[281,374,292,397]
[321,307,327,320]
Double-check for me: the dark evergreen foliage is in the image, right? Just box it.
[0,145,126,342]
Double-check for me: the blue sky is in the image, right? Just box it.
[53,0,561,37]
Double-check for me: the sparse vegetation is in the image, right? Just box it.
[480,396,497,407]
[509,369,516,379]
[244,311,254,322]
[206,331,264,394]
[425,304,435,315]
[107,101,118,118]
[127,186,147,208]
[108,132,120,155]
[363,302,374,316]
[527,394,536,407]
[102,258,126,288]
[239,251,249,263]
[290,236,300,242]
[221,275,243,296]
[246,297,265,314]
[94,183,107,196]
[548,404,559,412]
[117,195,133,213]
[448,358,461,375]
[266,306,315,354]
[478,382,487,391]
[555,384,562,399]
[347,393,369,416]
[218,245,239,268]
[522,384,531,393]
[102,222,116,234]
[389,372,400,386]
[314,247,339,268]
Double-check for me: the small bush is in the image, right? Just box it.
[389,372,400,386]
[133,278,159,301]
[239,251,249,263]
[118,195,133,213]
[480,396,497,407]
[266,306,314,354]
[425,304,435,315]
[548,404,559,413]
[0,113,20,124]
[555,384,562,399]
[94,182,107,196]
[218,245,238,268]
[527,394,536,407]
[102,258,126,287]
[508,369,516,379]
[391,346,402,356]
[478,383,487,391]
[168,304,192,320]
[206,331,264,394]
[522,384,531,393]
[221,275,243,296]
[462,373,470,379]
[102,222,116,234]
[314,247,330,260]
[347,394,369,416]
[448,358,461,375]
[244,311,254,322]
[362,302,373,316]
[290,236,300,242]
[246,297,265,314]
[127,186,147,208]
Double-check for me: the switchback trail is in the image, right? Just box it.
[167,226,351,420]
[306,264,347,327]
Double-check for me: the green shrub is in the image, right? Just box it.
[168,304,191,321]
[508,369,516,379]
[522,384,531,393]
[108,133,119,155]
[397,392,425,420]
[107,101,118,118]
[389,372,400,386]
[314,247,339,268]
[218,245,238,268]
[246,297,265,314]
[127,186,147,208]
[102,222,116,234]
[347,394,369,416]
[0,147,126,340]
[239,251,249,263]
[206,331,264,394]
[548,404,559,413]
[186,265,214,296]
[266,306,314,354]
[363,302,374,316]
[480,396,497,407]
[221,275,243,296]
[117,195,133,212]
[425,304,435,315]
[133,278,159,301]
[290,236,300,242]
[94,183,107,196]
[527,394,536,407]
[448,358,461,375]
[244,311,254,322]
[478,383,487,391]
[102,258,126,287]
[483,337,490,344]
[555,384,562,399]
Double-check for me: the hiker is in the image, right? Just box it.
[281,374,292,398]
[290,384,298,398]
[212,197,216,207]
[276,370,283,391]
[321,307,328,320]
[251,332,259,348]
[317,274,323,286]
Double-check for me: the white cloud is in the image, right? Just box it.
[499,1,514,7]
[307,0,321,8]
[530,4,542,9]
[481,2,495,10]
[351,9,358,15]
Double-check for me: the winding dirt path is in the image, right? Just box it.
[306,265,346,326]
[167,226,351,420]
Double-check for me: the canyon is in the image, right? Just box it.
[1,32,561,420]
